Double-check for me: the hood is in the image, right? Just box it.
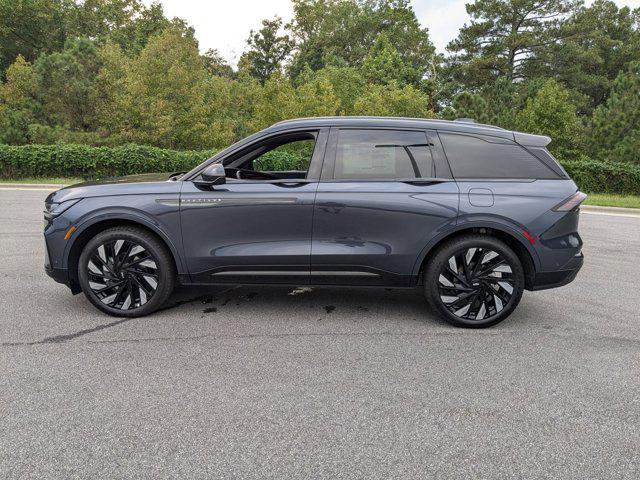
[50,172,182,203]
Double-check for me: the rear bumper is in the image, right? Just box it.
[529,253,584,291]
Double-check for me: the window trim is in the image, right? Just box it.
[321,127,446,182]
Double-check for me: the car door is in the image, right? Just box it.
[311,128,459,286]
[181,128,328,284]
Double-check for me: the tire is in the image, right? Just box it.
[78,226,176,317]
[424,234,525,328]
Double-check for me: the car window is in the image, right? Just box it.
[439,132,560,179]
[334,129,433,180]
[253,139,315,173]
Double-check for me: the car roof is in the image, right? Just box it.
[265,116,550,147]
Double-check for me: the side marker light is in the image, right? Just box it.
[64,226,76,240]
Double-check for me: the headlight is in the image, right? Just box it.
[44,199,82,230]
[45,198,82,217]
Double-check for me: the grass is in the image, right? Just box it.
[0,177,83,185]
[583,193,640,209]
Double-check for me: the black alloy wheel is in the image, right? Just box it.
[86,239,158,310]
[78,227,176,317]
[425,235,525,328]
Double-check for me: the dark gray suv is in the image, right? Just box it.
[44,117,585,327]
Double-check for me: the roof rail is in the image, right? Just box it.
[269,116,507,132]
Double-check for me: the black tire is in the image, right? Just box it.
[424,234,525,328]
[78,226,176,317]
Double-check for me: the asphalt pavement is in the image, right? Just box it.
[1,188,639,479]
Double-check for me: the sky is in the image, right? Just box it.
[145,0,640,66]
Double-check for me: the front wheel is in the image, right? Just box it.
[424,234,525,328]
[78,226,176,317]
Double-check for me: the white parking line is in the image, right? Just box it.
[0,187,60,191]
[581,210,640,219]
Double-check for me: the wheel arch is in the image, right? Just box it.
[65,216,183,293]
[413,224,538,289]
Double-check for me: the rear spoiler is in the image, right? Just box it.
[513,131,551,147]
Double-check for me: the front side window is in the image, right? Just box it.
[334,129,433,180]
[253,138,316,174]
[439,132,560,179]
[225,132,318,181]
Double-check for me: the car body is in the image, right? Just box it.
[44,117,585,327]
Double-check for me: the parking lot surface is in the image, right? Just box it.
[1,189,639,479]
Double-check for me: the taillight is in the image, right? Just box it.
[553,191,587,212]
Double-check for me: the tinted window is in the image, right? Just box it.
[334,129,433,180]
[439,132,559,179]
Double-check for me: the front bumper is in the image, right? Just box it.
[529,253,584,291]
[45,265,69,285]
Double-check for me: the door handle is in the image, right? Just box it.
[274,182,309,188]
[399,178,451,186]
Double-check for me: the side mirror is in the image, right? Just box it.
[194,163,226,188]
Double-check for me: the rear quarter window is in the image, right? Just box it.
[439,132,561,179]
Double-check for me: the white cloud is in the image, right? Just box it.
[145,0,640,63]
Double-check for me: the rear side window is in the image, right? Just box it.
[439,132,560,179]
[334,129,433,179]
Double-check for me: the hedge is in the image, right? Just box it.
[0,143,310,180]
[1,143,640,195]
[561,159,640,196]
[0,144,217,180]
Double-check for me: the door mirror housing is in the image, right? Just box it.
[194,163,226,188]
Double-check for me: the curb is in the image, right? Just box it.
[581,205,640,215]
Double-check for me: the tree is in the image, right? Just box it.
[532,0,640,114]
[248,72,340,132]
[516,79,584,161]
[287,0,434,85]
[108,2,195,55]
[589,62,640,164]
[0,55,38,144]
[0,0,66,78]
[33,38,102,132]
[447,0,580,88]
[352,82,434,118]
[112,28,211,149]
[361,34,421,87]
[443,91,490,124]
[311,66,366,114]
[238,17,293,83]
[202,49,234,78]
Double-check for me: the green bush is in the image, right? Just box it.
[0,144,217,179]
[255,150,308,171]
[561,159,640,195]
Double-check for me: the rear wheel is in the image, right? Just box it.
[78,226,176,317]
[424,235,525,328]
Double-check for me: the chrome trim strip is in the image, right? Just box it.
[209,270,380,277]
[182,197,299,207]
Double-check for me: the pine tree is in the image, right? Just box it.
[589,62,640,164]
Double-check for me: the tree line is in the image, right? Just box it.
[1,0,639,166]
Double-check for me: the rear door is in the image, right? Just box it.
[310,128,459,286]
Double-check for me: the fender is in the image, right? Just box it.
[62,207,186,274]
[410,214,542,277]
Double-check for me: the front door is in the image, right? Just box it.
[181,129,328,284]
[311,128,459,286]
